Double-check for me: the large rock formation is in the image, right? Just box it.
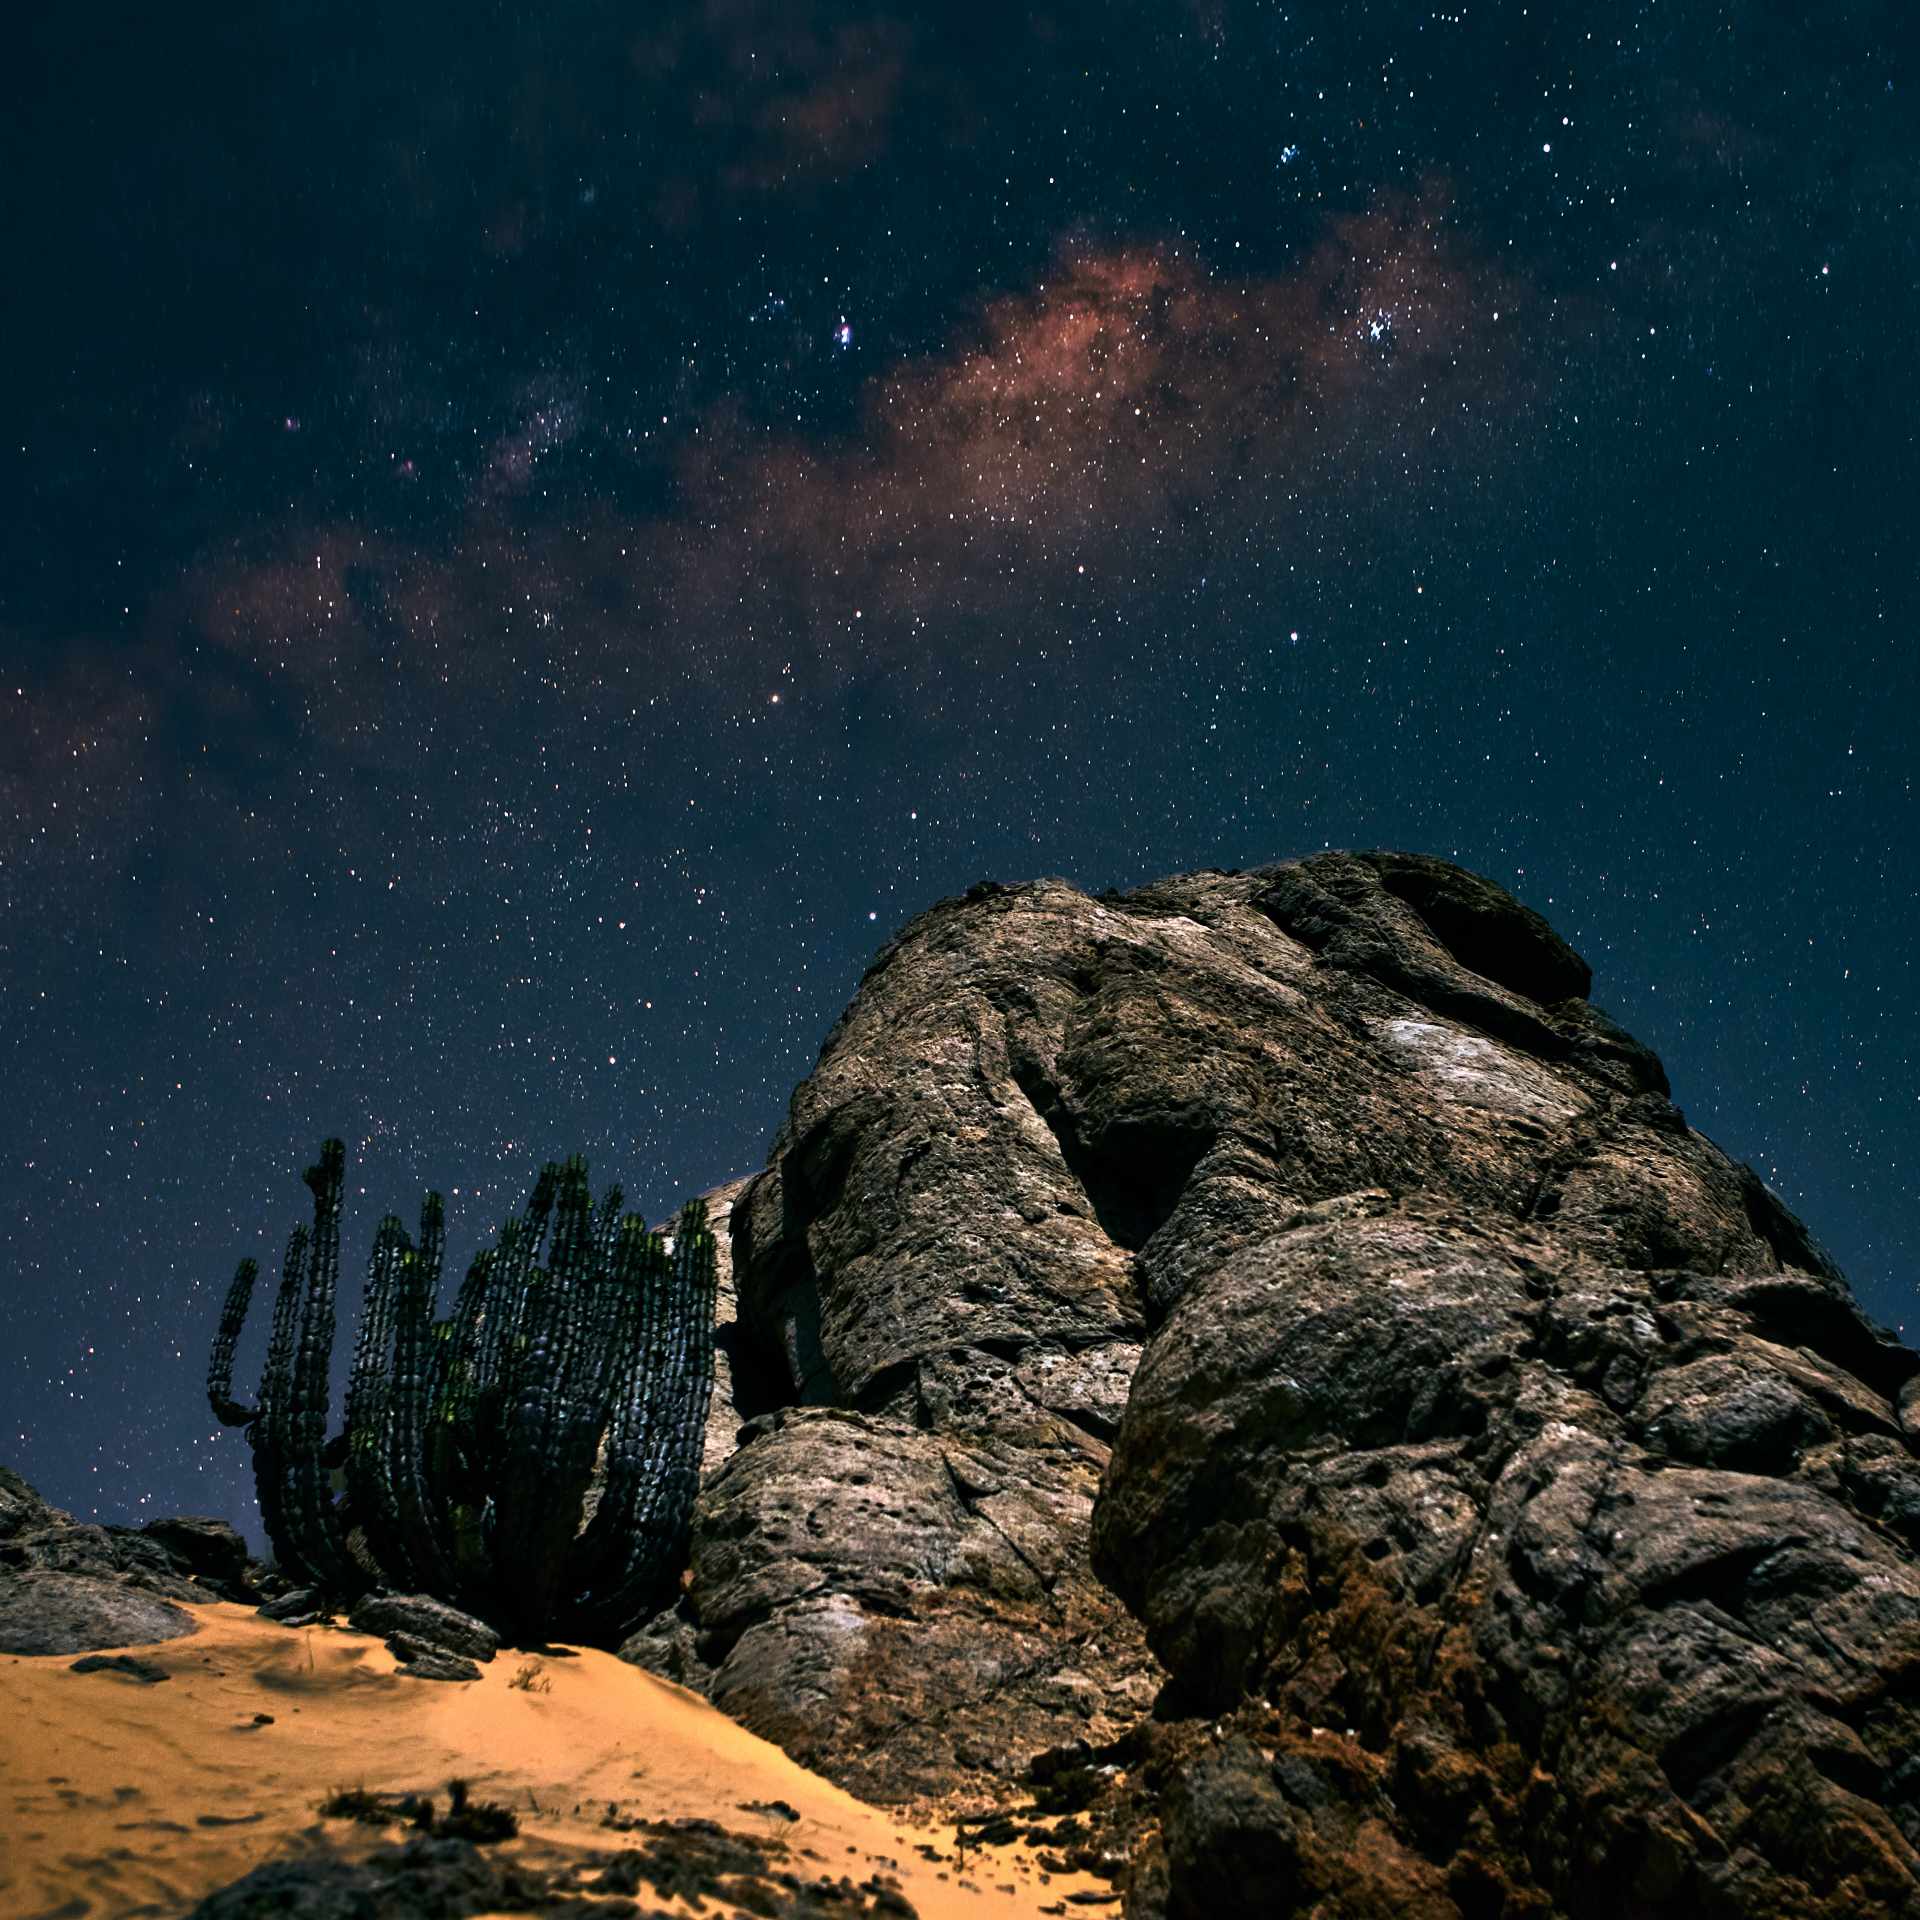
[642,853,1920,1916]
[624,880,1174,1800]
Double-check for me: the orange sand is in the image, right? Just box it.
[0,1604,1108,1920]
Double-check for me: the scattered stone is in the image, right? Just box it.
[392,1645,481,1683]
[256,1588,327,1624]
[348,1591,499,1661]
[739,1797,802,1822]
[69,1652,171,1682]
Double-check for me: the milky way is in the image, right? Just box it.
[3,2,1914,1540]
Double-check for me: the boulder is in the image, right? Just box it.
[391,1643,482,1683]
[348,1592,500,1662]
[1084,856,1920,1916]
[141,1515,254,1597]
[0,1468,257,1605]
[0,1568,198,1654]
[257,1587,329,1625]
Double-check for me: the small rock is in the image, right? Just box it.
[386,1629,466,1667]
[70,1652,171,1682]
[349,1592,499,1661]
[256,1588,327,1624]
[394,1646,482,1683]
[618,1601,710,1687]
[738,1797,801,1823]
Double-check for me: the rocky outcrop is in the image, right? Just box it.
[697,1177,753,1481]
[640,852,1918,1915]
[623,881,1176,1800]
[0,1569,198,1654]
[141,1514,253,1593]
[1086,857,1920,1918]
[0,1466,265,1653]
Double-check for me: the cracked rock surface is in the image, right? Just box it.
[1085,854,1919,1918]
[634,851,1920,1917]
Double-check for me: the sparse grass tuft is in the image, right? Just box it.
[439,1776,520,1842]
[318,1778,517,1843]
[319,1784,434,1829]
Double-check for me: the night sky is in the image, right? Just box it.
[4,3,1914,1547]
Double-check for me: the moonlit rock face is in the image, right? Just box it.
[1374,1014,1591,1121]
[635,850,1919,1914]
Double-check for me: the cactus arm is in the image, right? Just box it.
[383,1202,457,1596]
[207,1258,261,1426]
[276,1140,364,1594]
[247,1224,309,1577]
[342,1215,409,1581]
[490,1157,600,1640]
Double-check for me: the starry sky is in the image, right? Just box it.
[3,2,1914,1545]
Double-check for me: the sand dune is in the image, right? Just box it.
[0,1603,1109,1919]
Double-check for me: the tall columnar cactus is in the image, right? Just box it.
[566,1214,718,1635]
[207,1140,718,1642]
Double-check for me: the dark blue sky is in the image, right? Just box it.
[3,1,1913,1544]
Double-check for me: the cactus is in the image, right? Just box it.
[207,1139,718,1643]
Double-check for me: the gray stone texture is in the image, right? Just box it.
[0,1467,240,1653]
[0,1568,198,1654]
[348,1592,501,1661]
[638,852,1919,1917]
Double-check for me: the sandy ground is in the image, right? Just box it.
[0,1603,1110,1920]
